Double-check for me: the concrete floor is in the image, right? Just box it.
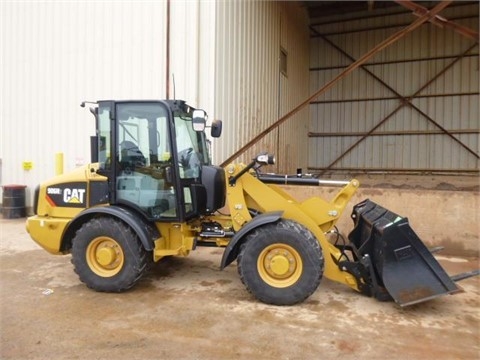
[1,217,479,359]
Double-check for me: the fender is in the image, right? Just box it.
[220,211,283,269]
[62,206,159,252]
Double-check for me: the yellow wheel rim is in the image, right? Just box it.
[86,236,124,277]
[257,243,303,288]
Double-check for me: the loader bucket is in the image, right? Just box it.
[348,199,462,307]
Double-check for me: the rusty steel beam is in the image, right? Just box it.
[309,129,480,137]
[320,105,405,174]
[220,1,453,167]
[408,99,480,159]
[386,46,480,159]
[314,39,479,173]
[396,0,479,42]
[310,92,480,104]
[310,2,477,27]
[311,15,477,37]
[310,53,479,71]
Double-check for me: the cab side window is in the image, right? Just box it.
[115,103,177,219]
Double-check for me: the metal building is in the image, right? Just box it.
[0,1,478,210]
[308,1,479,175]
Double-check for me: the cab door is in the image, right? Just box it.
[114,102,180,221]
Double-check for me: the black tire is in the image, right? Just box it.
[71,217,149,292]
[237,220,324,305]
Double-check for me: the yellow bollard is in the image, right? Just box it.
[55,153,64,175]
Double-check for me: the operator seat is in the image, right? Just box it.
[120,141,146,168]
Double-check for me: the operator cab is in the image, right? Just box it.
[90,100,224,222]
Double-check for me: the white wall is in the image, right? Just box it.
[0,0,218,208]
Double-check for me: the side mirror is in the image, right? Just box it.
[192,109,207,132]
[211,119,222,138]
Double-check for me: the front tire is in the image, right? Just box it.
[71,217,149,292]
[237,220,324,305]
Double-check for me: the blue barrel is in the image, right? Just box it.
[2,185,27,219]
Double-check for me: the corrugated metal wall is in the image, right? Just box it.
[1,1,224,207]
[169,0,216,111]
[309,2,479,174]
[213,1,310,173]
[1,1,169,205]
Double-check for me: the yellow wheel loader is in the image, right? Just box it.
[26,100,478,306]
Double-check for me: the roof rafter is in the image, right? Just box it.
[395,0,479,42]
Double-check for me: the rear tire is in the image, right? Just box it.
[71,217,149,292]
[237,220,324,305]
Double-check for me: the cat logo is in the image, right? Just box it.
[63,188,86,204]
[46,182,87,208]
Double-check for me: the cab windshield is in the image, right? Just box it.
[174,109,211,179]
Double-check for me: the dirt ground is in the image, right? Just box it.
[1,217,479,360]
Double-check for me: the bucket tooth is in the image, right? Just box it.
[428,246,444,254]
[450,269,480,282]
